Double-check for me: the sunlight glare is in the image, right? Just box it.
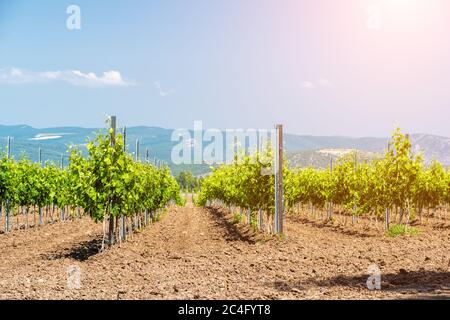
[382,0,436,22]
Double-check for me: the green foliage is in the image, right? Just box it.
[387,224,419,237]
[68,131,183,221]
[153,212,162,222]
[0,129,183,224]
[175,171,202,192]
[197,145,283,214]
[198,128,450,225]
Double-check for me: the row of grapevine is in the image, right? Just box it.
[0,128,183,245]
[195,147,282,232]
[0,157,79,231]
[197,128,450,232]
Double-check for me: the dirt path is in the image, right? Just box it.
[0,199,449,300]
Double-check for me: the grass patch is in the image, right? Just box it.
[387,224,419,237]
[232,212,242,224]
[276,233,287,241]
[250,218,258,232]
[153,213,162,222]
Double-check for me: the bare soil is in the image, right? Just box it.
[0,199,449,300]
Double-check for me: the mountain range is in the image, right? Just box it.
[285,133,450,168]
[1,125,449,175]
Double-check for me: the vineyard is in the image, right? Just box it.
[0,124,183,247]
[0,126,449,300]
[197,128,450,234]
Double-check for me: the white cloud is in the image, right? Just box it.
[301,78,333,90]
[300,81,316,89]
[154,81,175,97]
[10,68,24,77]
[0,67,134,87]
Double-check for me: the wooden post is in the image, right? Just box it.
[123,126,127,152]
[352,150,358,225]
[5,199,10,233]
[385,208,390,230]
[7,136,11,159]
[108,116,116,245]
[38,147,42,165]
[258,209,263,231]
[135,139,140,162]
[328,155,333,220]
[120,126,127,242]
[5,137,11,232]
[405,133,411,227]
[385,139,390,230]
[146,148,150,163]
[274,124,284,234]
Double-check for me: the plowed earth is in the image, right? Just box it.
[0,200,449,300]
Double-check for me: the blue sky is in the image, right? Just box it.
[1,0,449,137]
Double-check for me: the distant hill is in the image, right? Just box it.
[286,149,380,169]
[411,134,450,166]
[284,134,388,152]
[1,125,449,174]
[285,133,450,168]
